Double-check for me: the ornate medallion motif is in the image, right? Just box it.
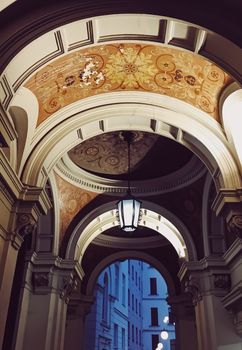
[25,43,233,125]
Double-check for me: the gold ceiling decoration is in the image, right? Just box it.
[55,173,98,246]
[25,43,233,125]
[68,131,159,175]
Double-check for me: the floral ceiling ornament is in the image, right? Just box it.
[25,43,233,125]
[104,45,158,88]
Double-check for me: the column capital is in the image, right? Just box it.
[178,259,231,301]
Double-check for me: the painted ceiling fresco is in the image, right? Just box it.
[25,43,233,125]
[68,131,159,176]
[54,173,98,245]
[68,130,193,179]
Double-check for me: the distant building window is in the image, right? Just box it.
[132,265,134,280]
[139,276,141,290]
[151,307,159,326]
[135,271,137,285]
[115,264,119,299]
[136,327,138,344]
[114,323,118,348]
[128,289,130,306]
[150,277,157,295]
[122,273,126,306]
[122,328,125,349]
[102,273,109,322]
[128,321,130,342]
[128,260,130,273]
[139,329,141,345]
[135,298,138,314]
[139,302,141,316]
[132,294,134,310]
[132,324,134,342]
[152,334,159,350]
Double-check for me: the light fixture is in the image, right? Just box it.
[117,131,142,232]
[160,330,169,340]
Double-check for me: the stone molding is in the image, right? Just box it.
[57,154,206,196]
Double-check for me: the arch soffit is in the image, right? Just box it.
[85,250,177,297]
[0,14,240,191]
[20,95,241,191]
[65,200,197,264]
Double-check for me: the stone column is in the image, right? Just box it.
[167,293,198,350]
[0,230,23,349]
[64,294,94,350]
[0,182,51,349]
[179,258,242,350]
[14,254,81,350]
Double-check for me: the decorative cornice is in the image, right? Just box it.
[92,234,167,249]
[56,154,206,196]
[211,189,242,217]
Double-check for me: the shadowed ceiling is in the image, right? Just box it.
[68,131,194,180]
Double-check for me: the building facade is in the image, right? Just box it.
[85,259,176,350]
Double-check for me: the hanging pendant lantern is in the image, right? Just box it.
[117,131,142,232]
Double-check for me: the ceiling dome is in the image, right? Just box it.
[68,131,193,181]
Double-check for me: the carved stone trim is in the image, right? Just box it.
[56,154,205,196]
[228,215,242,238]
[213,274,231,290]
[60,275,78,304]
[16,213,37,238]
[32,272,50,289]
[184,277,202,306]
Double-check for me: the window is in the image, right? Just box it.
[136,327,138,344]
[132,265,134,280]
[132,294,134,310]
[122,273,126,306]
[151,307,159,326]
[115,264,119,298]
[132,324,134,342]
[102,273,109,322]
[128,289,130,306]
[152,334,159,350]
[139,330,141,345]
[114,324,118,348]
[122,328,125,350]
[135,298,138,314]
[135,271,137,285]
[150,278,157,295]
[139,302,141,316]
[128,321,130,343]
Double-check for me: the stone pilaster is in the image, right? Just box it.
[179,254,242,350]
[13,253,83,350]
[64,293,94,350]
[167,293,198,350]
